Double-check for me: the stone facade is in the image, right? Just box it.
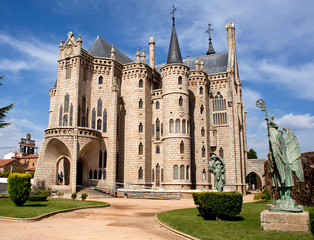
[34,21,247,193]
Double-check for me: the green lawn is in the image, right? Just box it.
[0,198,108,218]
[157,201,312,240]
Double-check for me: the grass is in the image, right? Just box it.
[0,198,108,218]
[157,201,312,240]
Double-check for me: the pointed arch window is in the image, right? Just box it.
[94,169,97,179]
[182,120,186,133]
[161,123,163,136]
[202,146,206,158]
[152,124,155,136]
[97,99,102,117]
[200,86,203,95]
[179,96,183,106]
[103,150,107,168]
[178,76,182,85]
[156,145,160,154]
[92,108,96,129]
[219,147,224,159]
[161,168,164,182]
[98,170,102,179]
[156,101,160,109]
[89,169,92,179]
[63,115,68,126]
[139,142,143,155]
[180,165,185,180]
[99,150,102,168]
[187,121,190,135]
[69,104,73,126]
[139,79,143,88]
[64,93,69,113]
[103,109,107,132]
[97,119,102,130]
[99,76,103,84]
[139,122,143,133]
[201,127,205,137]
[138,167,143,180]
[180,141,184,154]
[173,165,178,180]
[77,105,81,126]
[59,105,63,126]
[156,119,160,138]
[200,105,204,114]
[152,169,155,182]
[139,99,143,109]
[175,119,181,133]
[86,108,89,127]
[103,170,106,179]
[82,96,86,115]
[186,165,190,180]
[202,169,206,180]
[66,63,71,79]
[169,119,174,133]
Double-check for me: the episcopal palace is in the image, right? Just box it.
[34,18,247,193]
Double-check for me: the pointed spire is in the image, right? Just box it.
[206,23,215,55]
[167,6,182,64]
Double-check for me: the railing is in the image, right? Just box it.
[91,180,181,200]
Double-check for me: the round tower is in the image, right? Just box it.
[161,16,191,189]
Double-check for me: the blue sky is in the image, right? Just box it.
[0,0,313,159]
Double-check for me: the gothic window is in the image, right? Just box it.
[77,105,81,126]
[69,104,73,126]
[63,115,68,126]
[82,116,86,127]
[152,124,155,136]
[89,169,92,179]
[138,167,143,180]
[139,142,143,155]
[97,119,102,130]
[173,165,178,180]
[92,108,96,129]
[156,101,160,109]
[161,168,164,182]
[82,96,86,115]
[98,150,102,168]
[66,63,71,79]
[103,170,106,179]
[98,170,102,180]
[59,105,63,126]
[179,96,183,106]
[202,169,206,180]
[94,169,97,179]
[152,169,155,182]
[139,99,143,109]
[201,127,205,137]
[169,119,174,133]
[156,145,160,154]
[178,76,182,85]
[219,147,224,159]
[200,86,203,95]
[213,92,227,125]
[187,121,190,135]
[175,119,181,133]
[186,165,190,180]
[97,99,102,117]
[99,76,103,84]
[139,122,143,133]
[156,119,160,138]
[86,108,89,127]
[161,123,163,136]
[202,146,206,158]
[182,120,186,133]
[64,93,69,113]
[139,79,143,88]
[103,109,107,132]
[180,141,184,154]
[103,150,107,168]
[200,105,204,114]
[180,165,185,180]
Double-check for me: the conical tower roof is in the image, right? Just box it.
[167,18,183,64]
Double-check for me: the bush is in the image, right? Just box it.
[253,189,271,201]
[28,195,48,201]
[193,192,243,220]
[309,207,314,235]
[33,189,52,197]
[56,192,64,198]
[81,193,88,201]
[71,193,77,201]
[7,173,32,206]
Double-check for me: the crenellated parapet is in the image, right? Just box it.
[160,64,189,77]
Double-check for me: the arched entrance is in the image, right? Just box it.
[56,157,71,185]
[77,160,83,185]
[246,172,262,191]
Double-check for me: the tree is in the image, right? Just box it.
[0,75,14,128]
[247,148,258,159]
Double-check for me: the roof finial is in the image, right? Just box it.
[170,5,177,25]
[206,23,215,55]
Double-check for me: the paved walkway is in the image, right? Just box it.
[0,194,256,240]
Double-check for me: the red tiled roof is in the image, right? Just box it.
[0,159,15,167]
[25,167,36,171]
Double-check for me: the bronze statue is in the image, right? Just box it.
[209,153,226,192]
[256,99,304,212]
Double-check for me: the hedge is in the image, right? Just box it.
[28,195,48,201]
[7,173,32,206]
[193,192,243,220]
[309,207,314,235]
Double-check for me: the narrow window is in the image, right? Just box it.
[99,76,103,84]
[187,121,190,135]
[139,122,143,133]
[97,99,102,117]
[156,119,160,138]
[200,105,204,114]
[178,76,182,85]
[103,150,107,168]
[139,79,143,88]
[94,169,97,179]
[82,116,86,127]
[139,99,143,109]
[138,167,143,180]
[200,86,203,94]
[152,169,155,182]
[219,147,224,159]
[63,115,68,126]
[103,109,107,132]
[59,105,63,126]
[64,93,69,113]
[161,123,163,136]
[173,165,178,180]
[86,108,89,127]
[180,141,184,154]
[89,169,92,179]
[103,170,106,179]
[186,165,190,180]
[182,120,186,133]
[202,169,206,180]
[82,96,86,115]
[92,108,96,129]
[201,127,205,137]
[69,104,73,126]
[179,96,183,107]
[99,151,102,168]
[66,63,71,79]
[139,142,143,155]
[152,124,155,136]
[156,101,160,109]
[202,146,206,158]
[98,170,102,180]
[77,105,81,126]
[169,119,174,133]
[156,145,160,154]
[161,168,164,182]
[180,165,185,180]
[175,119,181,133]
[97,119,102,130]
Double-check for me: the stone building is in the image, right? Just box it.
[34,18,247,193]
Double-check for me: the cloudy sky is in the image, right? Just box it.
[0,0,313,159]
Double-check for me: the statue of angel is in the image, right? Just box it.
[209,153,226,192]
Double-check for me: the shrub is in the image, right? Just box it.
[33,189,52,197]
[193,192,243,220]
[7,173,32,206]
[254,189,271,201]
[56,192,64,198]
[309,207,314,235]
[28,195,48,201]
[81,193,88,201]
[71,193,77,201]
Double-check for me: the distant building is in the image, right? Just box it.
[0,159,24,174]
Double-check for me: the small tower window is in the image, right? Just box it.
[175,119,181,133]
[156,101,160,109]
[169,119,174,133]
[156,145,160,154]
[186,165,190,180]
[182,120,186,133]
[63,115,68,126]
[201,127,205,137]
[92,108,96,129]
[103,109,107,132]
[161,168,164,182]
[139,122,143,133]
[97,99,102,117]
[97,119,102,130]
[179,96,183,106]
[64,93,69,113]
[219,147,224,159]
[180,165,185,180]
[202,169,206,180]
[152,169,155,182]
[139,99,143,109]
[59,105,63,126]
[152,124,155,136]
[202,146,206,158]
[69,104,73,126]
[138,167,143,180]
[156,119,160,138]
[180,141,184,154]
[178,76,182,85]
[173,165,178,180]
[161,123,163,136]
[99,76,103,84]
[139,79,143,88]
[200,86,203,95]
[200,105,204,114]
[139,142,143,155]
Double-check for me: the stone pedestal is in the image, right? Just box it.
[261,210,309,232]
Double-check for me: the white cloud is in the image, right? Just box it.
[276,113,314,130]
